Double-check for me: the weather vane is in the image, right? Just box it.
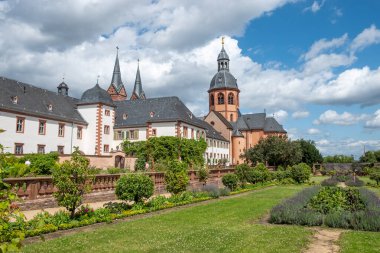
[97,75,100,84]
[222,36,225,46]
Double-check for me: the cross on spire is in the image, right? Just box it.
[97,75,100,84]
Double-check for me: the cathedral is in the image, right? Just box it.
[0,41,285,167]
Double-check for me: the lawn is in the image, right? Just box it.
[310,175,328,184]
[23,186,312,253]
[340,231,380,253]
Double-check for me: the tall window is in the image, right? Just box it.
[37,144,45,154]
[38,120,46,135]
[105,109,110,116]
[210,94,215,106]
[103,144,109,153]
[16,117,25,133]
[151,129,157,137]
[104,125,110,134]
[129,130,138,140]
[183,127,188,138]
[228,93,234,104]
[57,146,64,155]
[114,130,123,140]
[230,114,233,121]
[217,93,224,104]
[77,126,82,139]
[58,123,65,137]
[15,143,23,154]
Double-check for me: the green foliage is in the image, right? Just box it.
[197,167,209,185]
[115,174,154,203]
[369,171,380,185]
[52,148,94,218]
[290,163,311,183]
[308,187,365,214]
[294,139,323,166]
[164,160,189,195]
[106,167,128,174]
[244,136,302,167]
[360,150,380,163]
[135,157,147,171]
[323,155,355,163]
[123,137,207,170]
[235,163,251,185]
[19,153,59,175]
[222,174,238,191]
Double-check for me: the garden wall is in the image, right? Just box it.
[4,168,235,210]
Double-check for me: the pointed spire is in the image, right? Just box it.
[217,36,229,71]
[110,46,123,92]
[131,59,146,100]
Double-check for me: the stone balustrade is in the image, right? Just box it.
[4,168,236,208]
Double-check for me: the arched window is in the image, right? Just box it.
[230,113,233,121]
[217,93,224,104]
[210,94,214,106]
[228,93,234,104]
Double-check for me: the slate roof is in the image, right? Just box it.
[231,113,286,134]
[0,76,87,124]
[110,52,124,92]
[197,120,228,142]
[218,46,229,61]
[131,64,146,99]
[79,83,115,107]
[114,96,206,129]
[209,70,238,91]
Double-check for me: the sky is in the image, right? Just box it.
[0,0,379,158]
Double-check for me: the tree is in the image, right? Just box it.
[290,163,311,183]
[164,160,189,195]
[360,151,380,163]
[235,163,251,186]
[244,136,302,167]
[52,147,94,218]
[370,171,380,185]
[295,139,323,166]
[222,174,238,191]
[115,174,154,203]
[323,155,354,163]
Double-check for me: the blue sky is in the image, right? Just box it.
[0,0,379,158]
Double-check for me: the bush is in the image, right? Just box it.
[345,177,364,187]
[164,160,189,195]
[222,174,238,191]
[103,202,131,214]
[197,167,209,185]
[52,148,94,218]
[370,172,380,185]
[135,157,147,171]
[20,152,59,175]
[321,177,338,186]
[290,163,311,183]
[115,173,154,203]
[201,184,220,198]
[107,167,128,174]
[220,187,231,196]
[235,163,251,185]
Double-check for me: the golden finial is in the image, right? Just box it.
[222,36,225,46]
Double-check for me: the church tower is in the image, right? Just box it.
[208,37,240,122]
[131,60,146,100]
[107,47,127,101]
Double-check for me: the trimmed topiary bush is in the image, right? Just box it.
[222,174,238,191]
[115,174,154,203]
[164,160,189,195]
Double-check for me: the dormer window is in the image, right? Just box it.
[11,96,18,104]
[123,113,128,120]
[48,104,53,111]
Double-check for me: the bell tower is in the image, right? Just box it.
[208,37,240,122]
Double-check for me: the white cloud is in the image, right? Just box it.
[304,0,325,13]
[292,111,310,119]
[307,128,320,135]
[273,110,288,123]
[313,110,369,126]
[316,138,380,158]
[351,25,380,53]
[302,34,348,61]
[365,109,380,128]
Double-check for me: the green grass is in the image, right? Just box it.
[23,186,312,253]
[340,231,380,253]
[310,175,328,184]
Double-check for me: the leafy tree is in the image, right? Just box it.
[52,148,94,218]
[222,174,238,191]
[360,151,380,163]
[295,139,323,166]
[115,174,154,203]
[323,155,355,163]
[370,171,380,185]
[244,136,302,167]
[235,163,251,185]
[164,160,189,195]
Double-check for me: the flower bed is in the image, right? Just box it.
[269,186,380,231]
[17,184,273,239]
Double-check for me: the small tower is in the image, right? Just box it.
[208,37,240,122]
[57,78,69,96]
[107,46,127,101]
[131,59,146,100]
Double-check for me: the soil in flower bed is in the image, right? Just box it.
[269,186,380,231]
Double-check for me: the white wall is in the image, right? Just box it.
[77,105,98,155]
[205,138,230,165]
[0,110,86,154]
[151,122,175,137]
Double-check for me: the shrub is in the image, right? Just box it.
[201,184,220,198]
[103,202,131,214]
[135,157,147,171]
[222,174,238,191]
[147,196,169,210]
[164,160,189,195]
[115,173,154,203]
[321,177,338,186]
[107,167,128,174]
[52,148,94,218]
[197,167,209,185]
[220,187,231,196]
[370,172,380,185]
[345,177,364,187]
[235,163,251,185]
[290,163,311,183]
[20,152,59,175]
